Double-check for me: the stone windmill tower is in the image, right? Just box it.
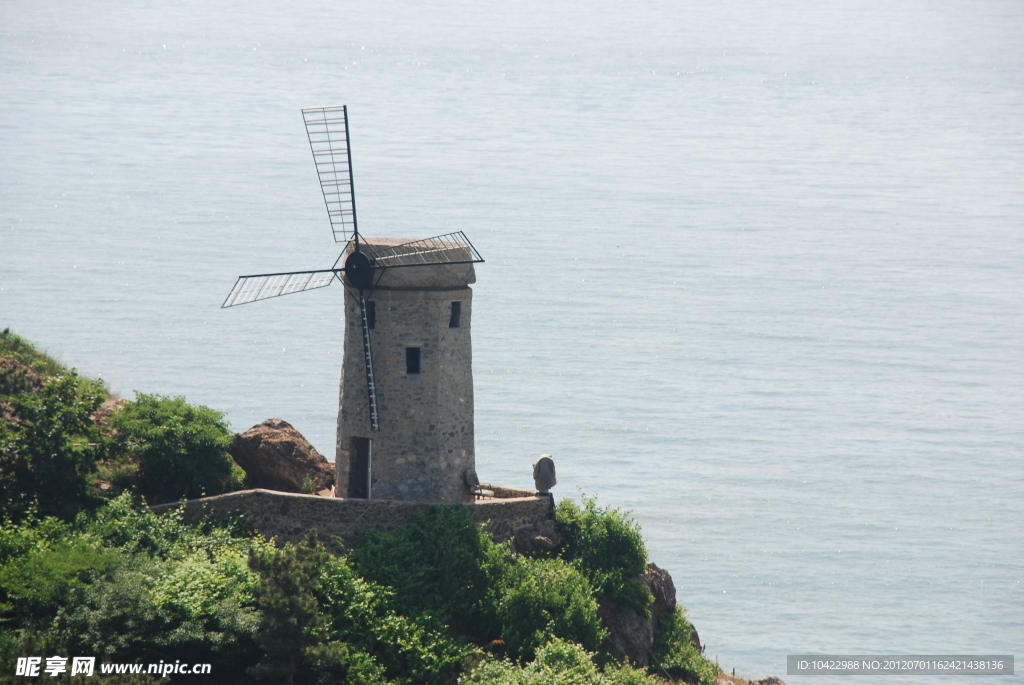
[223,106,484,503]
[336,240,478,502]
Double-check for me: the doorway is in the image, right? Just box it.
[348,437,372,499]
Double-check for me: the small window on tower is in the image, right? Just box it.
[366,301,376,329]
[406,347,421,375]
[449,301,461,328]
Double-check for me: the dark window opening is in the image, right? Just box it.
[348,437,371,499]
[449,301,462,328]
[406,347,421,375]
[365,301,376,329]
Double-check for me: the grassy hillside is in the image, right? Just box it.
[0,329,79,396]
[0,330,245,522]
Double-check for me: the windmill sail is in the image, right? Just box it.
[222,269,338,308]
[303,105,358,243]
[367,231,484,268]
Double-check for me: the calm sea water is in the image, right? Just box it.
[2,0,1022,680]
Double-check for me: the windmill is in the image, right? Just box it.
[223,106,485,502]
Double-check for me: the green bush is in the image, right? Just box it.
[110,393,244,503]
[555,496,652,614]
[350,505,503,636]
[0,509,70,564]
[318,554,468,685]
[494,557,607,663]
[81,491,249,558]
[0,540,118,624]
[651,607,719,685]
[460,638,664,685]
[250,533,426,685]
[348,506,613,668]
[247,532,333,683]
[59,555,262,677]
[0,495,267,683]
[0,373,106,521]
[0,358,33,396]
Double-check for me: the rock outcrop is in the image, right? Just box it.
[511,516,562,553]
[717,675,787,685]
[596,562,785,683]
[92,396,127,427]
[599,563,698,668]
[230,418,334,494]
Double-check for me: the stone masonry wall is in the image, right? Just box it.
[480,483,536,499]
[150,488,552,551]
[337,278,476,503]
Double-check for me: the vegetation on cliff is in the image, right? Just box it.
[108,393,246,502]
[0,330,244,523]
[0,331,718,684]
[1,497,716,685]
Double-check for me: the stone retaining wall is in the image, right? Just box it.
[150,488,552,550]
[480,483,536,499]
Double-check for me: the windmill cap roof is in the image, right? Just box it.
[351,237,477,289]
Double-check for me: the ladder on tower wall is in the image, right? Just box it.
[359,295,380,432]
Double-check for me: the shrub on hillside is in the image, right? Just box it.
[0,540,119,626]
[0,358,34,396]
[248,532,337,684]
[0,494,267,684]
[249,532,464,685]
[0,372,106,521]
[60,557,261,673]
[651,607,719,685]
[555,496,652,614]
[109,393,244,503]
[350,505,610,665]
[460,638,663,685]
[494,557,607,663]
[81,489,250,557]
[350,505,503,636]
[318,554,469,685]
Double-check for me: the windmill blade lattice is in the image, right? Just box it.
[225,105,486,436]
[222,269,338,308]
[302,105,358,243]
[368,231,484,268]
